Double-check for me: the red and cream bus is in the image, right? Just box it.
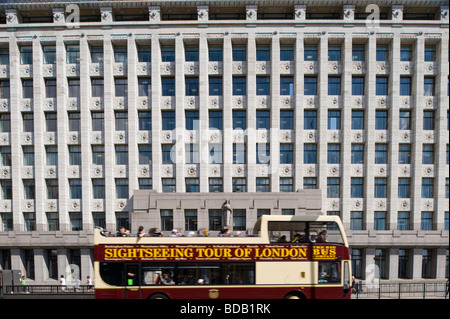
[94,215,352,299]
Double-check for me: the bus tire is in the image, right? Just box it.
[284,292,305,299]
[149,293,169,299]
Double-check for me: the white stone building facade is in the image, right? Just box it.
[0,0,448,284]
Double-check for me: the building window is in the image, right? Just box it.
[280,45,294,61]
[352,110,364,130]
[209,209,222,231]
[256,177,270,192]
[256,143,270,164]
[400,44,412,61]
[185,77,199,96]
[304,76,317,95]
[304,110,317,129]
[92,145,104,165]
[91,79,104,97]
[45,113,57,132]
[209,178,223,192]
[398,249,410,279]
[399,111,411,130]
[233,110,246,130]
[400,77,412,96]
[233,209,246,231]
[185,110,199,130]
[424,45,436,62]
[209,45,223,62]
[375,144,388,164]
[137,45,151,62]
[351,177,364,198]
[115,145,128,165]
[69,179,82,199]
[233,143,246,164]
[161,45,175,62]
[233,76,246,95]
[352,76,364,95]
[92,179,105,199]
[398,178,411,198]
[22,80,33,99]
[185,144,199,164]
[304,44,317,61]
[185,178,199,193]
[138,78,151,97]
[162,144,174,164]
[256,76,270,95]
[162,111,175,130]
[397,212,410,230]
[352,44,365,61]
[23,180,35,200]
[0,80,9,99]
[327,178,340,198]
[68,145,81,165]
[328,76,341,95]
[232,178,246,192]
[280,144,293,164]
[303,144,317,164]
[328,45,341,61]
[160,209,173,231]
[115,179,129,199]
[422,249,433,279]
[162,77,175,96]
[423,111,434,130]
[327,144,340,164]
[209,144,222,164]
[45,79,57,98]
[376,76,388,95]
[162,178,176,193]
[0,114,10,133]
[43,45,56,64]
[139,178,152,190]
[138,111,152,131]
[350,211,363,230]
[421,212,434,231]
[66,45,80,64]
[209,77,223,96]
[280,177,293,192]
[280,110,293,130]
[256,45,270,61]
[1,180,12,200]
[232,45,246,61]
[375,110,388,130]
[114,46,127,63]
[185,209,198,231]
[47,213,59,231]
[422,178,434,198]
[20,46,32,64]
[46,146,57,166]
[374,211,387,230]
[282,209,295,215]
[93,212,106,229]
[422,144,434,164]
[304,177,317,190]
[209,110,223,130]
[184,45,199,62]
[90,46,103,63]
[92,112,104,131]
[328,110,341,130]
[374,178,387,198]
[351,144,364,164]
[376,44,389,61]
[398,144,411,164]
[68,112,80,132]
[138,145,152,165]
[256,110,270,130]
[424,77,435,96]
[280,76,294,95]
[0,147,11,166]
[115,112,128,131]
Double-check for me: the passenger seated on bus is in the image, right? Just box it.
[136,226,146,238]
[171,229,182,237]
[278,235,287,243]
[161,273,175,285]
[116,226,130,237]
[292,233,306,243]
[149,228,163,237]
[316,230,328,243]
[197,279,205,285]
[218,228,231,237]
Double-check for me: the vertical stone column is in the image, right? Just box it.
[246,34,256,192]
[33,248,47,283]
[388,248,399,280]
[222,36,233,192]
[411,248,423,280]
[127,34,138,197]
[199,35,209,192]
[317,35,328,203]
[175,36,185,193]
[270,35,280,192]
[80,248,94,282]
[294,32,304,192]
[151,34,161,192]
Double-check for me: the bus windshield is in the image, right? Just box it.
[267,221,344,245]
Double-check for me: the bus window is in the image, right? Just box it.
[142,264,175,286]
[126,265,139,286]
[267,221,307,244]
[309,222,344,244]
[223,263,255,285]
[100,262,124,286]
[178,263,221,285]
[318,261,341,284]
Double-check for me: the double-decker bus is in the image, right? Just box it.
[94,215,352,299]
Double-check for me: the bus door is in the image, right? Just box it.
[124,264,141,299]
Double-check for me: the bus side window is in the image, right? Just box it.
[126,265,139,286]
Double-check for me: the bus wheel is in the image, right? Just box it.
[149,293,169,299]
[284,292,304,299]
